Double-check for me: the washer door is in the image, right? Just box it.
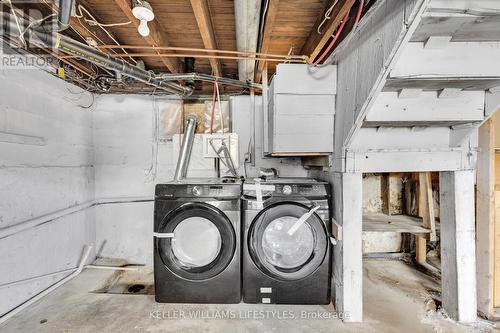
[156,202,236,280]
[248,202,328,281]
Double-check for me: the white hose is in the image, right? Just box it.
[0,245,92,326]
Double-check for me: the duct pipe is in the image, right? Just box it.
[234,0,261,81]
[56,35,193,96]
[56,0,74,31]
[174,115,197,181]
[1,13,193,96]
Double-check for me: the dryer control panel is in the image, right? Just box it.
[155,180,241,199]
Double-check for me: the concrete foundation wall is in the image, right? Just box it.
[0,69,95,316]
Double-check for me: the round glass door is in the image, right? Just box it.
[156,202,236,280]
[262,216,315,269]
[171,217,222,268]
[248,202,328,281]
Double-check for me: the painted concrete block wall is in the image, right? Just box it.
[0,69,95,316]
[93,94,307,266]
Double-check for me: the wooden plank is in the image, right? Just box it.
[440,170,477,323]
[255,0,280,83]
[416,171,436,264]
[476,118,496,317]
[189,0,222,77]
[113,0,180,73]
[419,172,437,241]
[381,174,390,215]
[495,191,500,308]
[332,172,363,322]
[300,0,356,62]
[362,213,431,235]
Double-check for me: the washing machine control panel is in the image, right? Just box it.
[274,184,327,196]
[184,184,241,198]
[155,181,241,199]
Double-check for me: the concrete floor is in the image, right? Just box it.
[0,260,496,333]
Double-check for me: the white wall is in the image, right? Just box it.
[0,68,95,316]
[92,94,307,266]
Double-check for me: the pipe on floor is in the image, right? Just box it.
[174,115,197,181]
[0,264,140,289]
[0,245,92,326]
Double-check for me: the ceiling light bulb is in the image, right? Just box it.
[132,1,155,38]
[138,20,150,37]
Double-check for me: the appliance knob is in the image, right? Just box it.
[283,185,292,195]
[192,186,203,196]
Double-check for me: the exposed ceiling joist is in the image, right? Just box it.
[113,0,180,73]
[189,0,222,77]
[301,0,356,62]
[39,0,112,54]
[255,0,280,83]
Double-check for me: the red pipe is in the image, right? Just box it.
[313,0,364,66]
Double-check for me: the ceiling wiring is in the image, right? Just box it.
[317,0,339,34]
[74,4,137,64]
[3,0,26,47]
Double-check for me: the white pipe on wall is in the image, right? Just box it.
[0,197,154,240]
[0,245,92,326]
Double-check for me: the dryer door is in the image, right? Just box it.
[156,202,236,280]
[248,202,328,281]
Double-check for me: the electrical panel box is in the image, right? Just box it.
[265,64,337,156]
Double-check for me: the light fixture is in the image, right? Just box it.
[132,0,155,37]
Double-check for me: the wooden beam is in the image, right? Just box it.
[189,0,222,77]
[113,0,180,73]
[332,172,363,322]
[440,170,477,322]
[301,0,356,62]
[476,118,496,317]
[255,0,280,83]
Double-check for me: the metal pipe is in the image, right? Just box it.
[97,44,307,60]
[158,72,262,90]
[0,196,154,240]
[66,52,306,63]
[0,245,92,326]
[174,115,197,181]
[55,35,193,96]
[1,13,193,96]
[56,0,74,31]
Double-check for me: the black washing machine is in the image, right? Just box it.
[154,178,241,303]
[242,178,332,304]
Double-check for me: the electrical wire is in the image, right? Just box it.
[20,14,56,38]
[313,11,349,66]
[4,0,26,47]
[75,4,137,64]
[313,0,364,66]
[317,0,339,34]
[74,5,131,27]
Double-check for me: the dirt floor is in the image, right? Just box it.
[0,260,496,333]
